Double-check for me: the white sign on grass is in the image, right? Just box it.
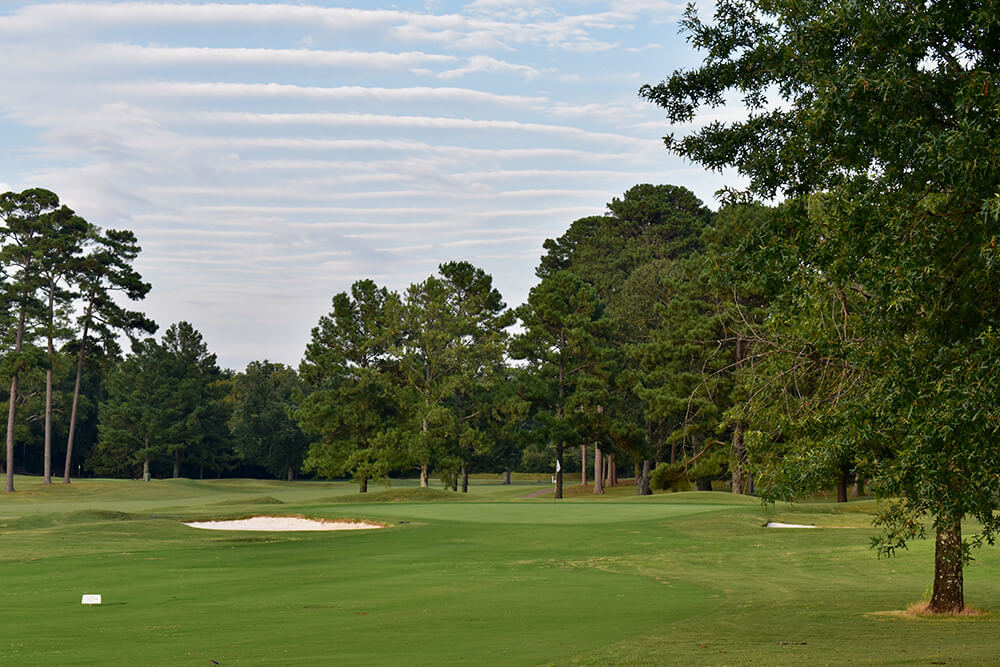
[81,594,102,605]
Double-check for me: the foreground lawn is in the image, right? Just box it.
[1,477,997,665]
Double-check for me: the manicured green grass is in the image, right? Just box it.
[1,476,997,665]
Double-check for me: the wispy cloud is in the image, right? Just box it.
[0,0,721,368]
[105,81,546,108]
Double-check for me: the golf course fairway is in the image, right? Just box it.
[1,477,997,665]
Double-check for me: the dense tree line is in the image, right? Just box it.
[1,183,766,491]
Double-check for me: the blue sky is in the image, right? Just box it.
[0,1,739,370]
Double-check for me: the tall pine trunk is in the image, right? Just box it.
[287,465,294,482]
[5,373,19,493]
[173,450,180,478]
[929,516,964,613]
[461,459,469,493]
[593,445,604,494]
[637,459,652,495]
[44,367,53,483]
[503,469,511,485]
[43,281,55,485]
[64,297,93,483]
[555,443,563,499]
[729,337,751,495]
[420,409,430,487]
[5,304,27,493]
[580,444,586,485]
[731,421,752,494]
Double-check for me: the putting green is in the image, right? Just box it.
[306,500,733,525]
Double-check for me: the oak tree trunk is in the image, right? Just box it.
[142,456,150,480]
[503,469,511,485]
[360,477,368,493]
[836,465,849,503]
[929,517,964,613]
[420,464,429,488]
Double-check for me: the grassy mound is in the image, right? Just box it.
[321,487,473,503]
[66,509,137,522]
[210,496,284,505]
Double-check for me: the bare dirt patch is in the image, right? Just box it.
[184,516,386,531]
[870,602,986,619]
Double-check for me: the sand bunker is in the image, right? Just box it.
[766,521,816,528]
[184,516,385,531]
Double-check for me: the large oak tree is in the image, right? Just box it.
[642,0,1000,612]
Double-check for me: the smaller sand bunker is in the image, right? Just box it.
[765,521,816,528]
[184,516,385,531]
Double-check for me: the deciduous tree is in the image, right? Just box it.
[642,0,1000,612]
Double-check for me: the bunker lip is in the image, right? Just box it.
[184,516,386,531]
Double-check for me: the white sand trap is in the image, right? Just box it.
[766,521,816,528]
[184,516,385,531]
